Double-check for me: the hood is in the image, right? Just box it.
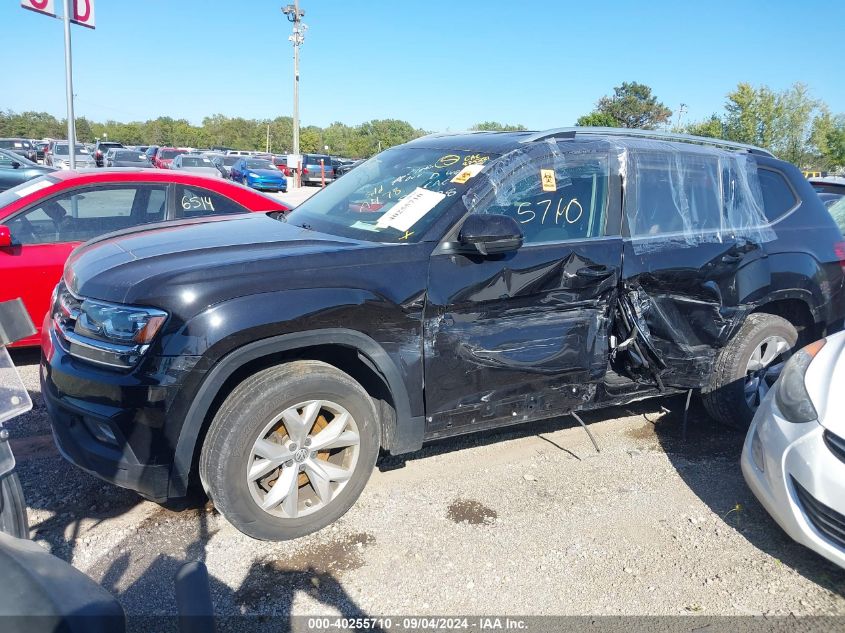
[806,331,845,436]
[64,212,389,311]
[248,168,284,179]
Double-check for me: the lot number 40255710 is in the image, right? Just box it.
[181,195,215,211]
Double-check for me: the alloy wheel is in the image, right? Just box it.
[744,335,790,410]
[246,399,360,519]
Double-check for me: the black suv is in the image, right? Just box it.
[41,128,845,540]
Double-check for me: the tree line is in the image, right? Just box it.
[3,80,843,169]
[0,111,428,159]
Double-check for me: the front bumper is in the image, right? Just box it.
[741,391,845,568]
[247,177,286,191]
[41,326,200,501]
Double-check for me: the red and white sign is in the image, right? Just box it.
[20,0,56,17]
[71,0,95,29]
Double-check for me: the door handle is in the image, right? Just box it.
[575,265,613,278]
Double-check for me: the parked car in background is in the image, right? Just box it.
[105,149,152,168]
[272,154,290,176]
[810,176,845,196]
[211,154,241,179]
[0,148,55,192]
[300,153,335,185]
[229,157,287,191]
[0,138,38,163]
[226,150,252,157]
[171,154,221,178]
[93,141,125,167]
[33,141,49,163]
[45,142,96,169]
[743,331,845,569]
[0,169,290,347]
[335,158,364,177]
[37,128,845,541]
[144,145,160,163]
[151,147,188,169]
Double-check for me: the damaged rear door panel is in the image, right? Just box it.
[615,144,777,389]
[423,142,623,437]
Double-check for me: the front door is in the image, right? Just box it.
[423,144,622,437]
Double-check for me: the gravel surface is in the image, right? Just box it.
[7,349,845,624]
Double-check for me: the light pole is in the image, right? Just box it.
[282,2,307,157]
[62,0,77,169]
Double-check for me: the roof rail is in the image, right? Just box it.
[520,126,774,157]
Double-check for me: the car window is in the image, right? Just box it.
[7,185,167,245]
[469,151,609,244]
[0,152,14,168]
[627,151,722,237]
[174,185,247,219]
[758,168,798,222]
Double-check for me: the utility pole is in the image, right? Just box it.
[62,0,77,169]
[676,103,688,130]
[266,124,270,153]
[282,2,307,156]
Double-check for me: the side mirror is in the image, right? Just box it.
[458,214,523,255]
[11,161,21,169]
[0,225,12,248]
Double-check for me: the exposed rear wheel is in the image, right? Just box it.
[199,361,380,541]
[702,313,797,430]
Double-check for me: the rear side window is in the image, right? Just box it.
[174,185,248,219]
[758,168,798,222]
[627,151,722,236]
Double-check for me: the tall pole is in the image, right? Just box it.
[283,2,306,157]
[62,0,77,169]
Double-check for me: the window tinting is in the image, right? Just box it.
[758,168,798,222]
[175,185,247,219]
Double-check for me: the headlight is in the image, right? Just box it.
[53,293,168,369]
[76,299,167,345]
[248,172,259,178]
[774,338,826,423]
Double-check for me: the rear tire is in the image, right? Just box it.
[199,361,380,541]
[702,313,797,430]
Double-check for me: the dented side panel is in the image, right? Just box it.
[424,240,622,435]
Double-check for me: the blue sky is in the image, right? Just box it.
[3,0,843,132]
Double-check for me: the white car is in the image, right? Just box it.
[742,331,845,569]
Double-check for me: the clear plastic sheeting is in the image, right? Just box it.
[0,346,31,427]
[624,141,776,254]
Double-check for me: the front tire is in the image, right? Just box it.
[702,313,798,430]
[199,361,380,541]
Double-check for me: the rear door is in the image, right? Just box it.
[619,147,773,387]
[423,144,623,436]
[0,183,168,344]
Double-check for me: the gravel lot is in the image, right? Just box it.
[7,344,845,625]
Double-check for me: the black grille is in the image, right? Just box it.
[792,478,845,550]
[824,430,845,465]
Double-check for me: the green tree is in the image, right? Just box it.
[683,114,723,138]
[470,121,527,132]
[575,111,618,127]
[582,82,672,129]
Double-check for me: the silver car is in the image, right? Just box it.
[171,154,222,179]
[47,142,96,169]
[742,330,845,569]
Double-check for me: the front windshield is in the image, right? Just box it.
[114,151,144,161]
[223,156,240,166]
[285,146,497,243]
[245,159,274,170]
[160,149,185,159]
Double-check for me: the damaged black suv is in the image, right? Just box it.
[41,128,845,540]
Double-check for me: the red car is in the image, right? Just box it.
[151,147,188,169]
[0,169,289,347]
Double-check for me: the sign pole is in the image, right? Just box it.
[62,0,77,169]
